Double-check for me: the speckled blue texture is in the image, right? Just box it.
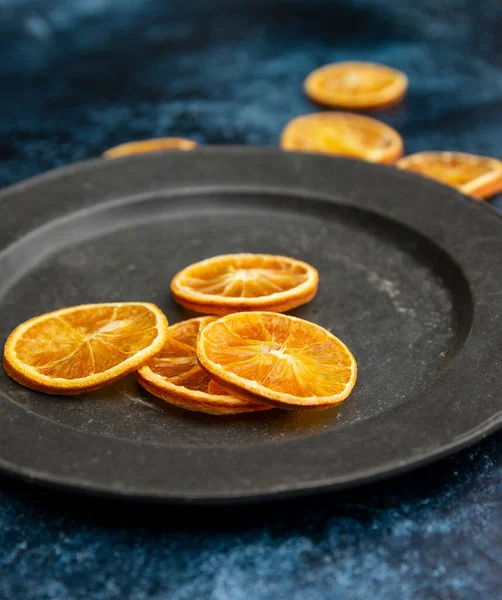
[1,1,502,598]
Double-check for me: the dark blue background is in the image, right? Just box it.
[1,1,502,598]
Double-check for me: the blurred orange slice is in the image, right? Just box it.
[103,137,198,158]
[280,112,403,164]
[3,303,169,395]
[305,62,408,110]
[171,254,319,315]
[397,151,502,200]
[197,312,357,409]
[138,317,270,414]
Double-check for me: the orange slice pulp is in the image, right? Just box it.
[305,62,408,110]
[397,151,502,200]
[280,112,403,164]
[103,137,198,158]
[170,254,319,315]
[3,303,169,394]
[197,311,357,409]
[137,317,270,414]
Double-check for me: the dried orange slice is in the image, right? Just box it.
[396,152,502,200]
[280,112,403,164]
[197,312,357,409]
[138,317,269,414]
[305,62,408,110]
[171,254,319,315]
[3,303,169,395]
[103,137,198,158]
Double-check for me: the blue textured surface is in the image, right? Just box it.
[1,1,502,598]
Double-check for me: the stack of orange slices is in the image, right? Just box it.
[3,254,357,415]
[137,316,270,415]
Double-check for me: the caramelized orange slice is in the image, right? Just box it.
[171,254,319,315]
[3,303,169,395]
[103,137,198,158]
[305,62,408,110]
[397,152,502,200]
[281,112,403,164]
[197,312,357,409]
[138,317,270,414]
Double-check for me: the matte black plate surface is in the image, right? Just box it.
[0,147,501,504]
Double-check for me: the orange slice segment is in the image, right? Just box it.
[103,137,198,158]
[3,303,169,395]
[197,312,357,409]
[305,62,408,110]
[280,112,403,164]
[137,317,270,414]
[207,379,234,395]
[396,152,502,200]
[171,254,319,315]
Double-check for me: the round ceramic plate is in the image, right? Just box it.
[0,147,501,504]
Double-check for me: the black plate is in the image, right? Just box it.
[0,147,501,504]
